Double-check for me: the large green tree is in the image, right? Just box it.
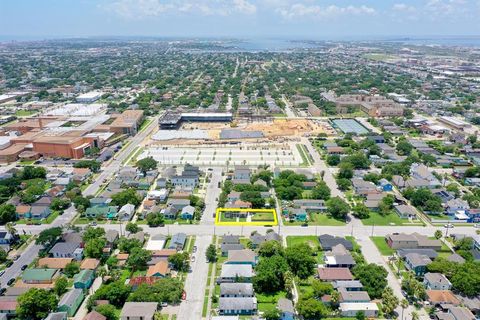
[17,288,58,320]
[253,255,289,293]
[136,157,158,176]
[285,243,316,279]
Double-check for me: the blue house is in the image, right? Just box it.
[73,269,95,289]
[404,253,431,276]
[89,197,111,208]
[290,208,307,221]
[277,298,295,320]
[379,179,393,192]
[180,205,195,220]
[29,206,52,219]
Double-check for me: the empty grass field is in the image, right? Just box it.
[370,236,394,256]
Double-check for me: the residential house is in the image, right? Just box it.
[219,297,257,316]
[120,302,158,320]
[30,205,52,219]
[85,206,118,220]
[249,232,280,248]
[318,235,353,251]
[162,206,178,220]
[290,208,307,221]
[338,288,371,303]
[397,249,438,260]
[0,297,18,317]
[166,199,190,211]
[424,273,452,290]
[57,289,84,317]
[339,303,379,318]
[83,311,107,320]
[395,204,417,219]
[445,199,470,215]
[80,259,100,270]
[118,204,135,221]
[410,163,441,187]
[332,280,364,292]
[427,290,460,306]
[220,283,254,298]
[89,197,111,207]
[277,298,295,320]
[436,306,475,320]
[385,233,442,250]
[49,242,81,259]
[45,312,68,320]
[37,258,72,269]
[324,244,356,268]
[147,189,168,201]
[105,230,119,248]
[317,268,353,281]
[128,276,159,290]
[404,253,432,276]
[168,233,187,250]
[171,164,199,189]
[73,269,95,289]
[352,178,379,197]
[226,249,257,266]
[233,166,251,181]
[16,205,31,219]
[22,268,58,284]
[146,261,170,277]
[180,205,195,220]
[292,199,327,212]
[219,265,253,283]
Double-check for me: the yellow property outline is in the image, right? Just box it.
[215,208,278,226]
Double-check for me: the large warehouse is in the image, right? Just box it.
[159,112,233,129]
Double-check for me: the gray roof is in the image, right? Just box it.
[424,272,450,285]
[447,253,466,263]
[318,234,353,251]
[120,302,158,318]
[220,129,263,140]
[105,230,119,243]
[277,298,294,314]
[220,283,254,297]
[49,242,80,255]
[227,249,256,263]
[221,243,244,253]
[59,289,83,308]
[169,233,187,249]
[405,253,432,267]
[339,288,371,302]
[397,249,438,259]
[222,235,240,244]
[45,312,68,320]
[220,264,253,278]
[219,297,257,311]
[333,280,363,289]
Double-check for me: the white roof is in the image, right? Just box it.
[340,303,379,312]
[145,238,166,251]
[77,91,104,99]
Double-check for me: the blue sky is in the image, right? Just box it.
[1,0,479,38]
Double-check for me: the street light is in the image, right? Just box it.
[444,223,454,237]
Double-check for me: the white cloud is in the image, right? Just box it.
[392,3,417,13]
[102,0,257,18]
[278,3,376,19]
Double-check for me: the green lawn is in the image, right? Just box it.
[370,236,394,256]
[256,291,286,313]
[17,211,60,225]
[15,110,37,117]
[286,236,319,249]
[282,213,345,226]
[251,211,275,222]
[138,118,153,132]
[361,211,423,226]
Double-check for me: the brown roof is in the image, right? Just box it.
[146,261,170,277]
[37,258,73,269]
[84,311,107,320]
[151,249,177,257]
[0,300,18,311]
[317,268,353,281]
[80,258,100,270]
[427,290,460,305]
[16,205,31,214]
[129,276,159,287]
[73,168,91,175]
[117,253,129,260]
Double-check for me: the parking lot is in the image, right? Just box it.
[139,143,303,167]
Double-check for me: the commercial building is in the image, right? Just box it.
[76,91,103,103]
[159,111,233,129]
[109,110,144,135]
[438,116,471,131]
[327,94,404,117]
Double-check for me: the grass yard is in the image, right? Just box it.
[370,236,394,256]
[361,211,423,226]
[256,291,287,313]
[251,211,275,222]
[310,213,345,226]
[286,236,320,249]
[138,118,153,132]
[15,110,37,117]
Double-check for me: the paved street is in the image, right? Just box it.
[177,235,212,320]
[200,169,222,225]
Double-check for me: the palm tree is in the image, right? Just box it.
[6,222,17,241]
[412,311,419,320]
[400,299,409,320]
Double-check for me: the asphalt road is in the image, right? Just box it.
[200,169,222,225]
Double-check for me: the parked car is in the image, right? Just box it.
[7,279,15,286]
[0,288,6,296]
[21,265,28,271]
[192,246,197,253]
[4,260,13,268]
[161,302,168,308]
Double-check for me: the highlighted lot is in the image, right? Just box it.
[215,208,278,226]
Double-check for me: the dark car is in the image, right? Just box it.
[21,265,28,271]
[0,288,6,296]
[7,279,15,286]
[4,260,13,268]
